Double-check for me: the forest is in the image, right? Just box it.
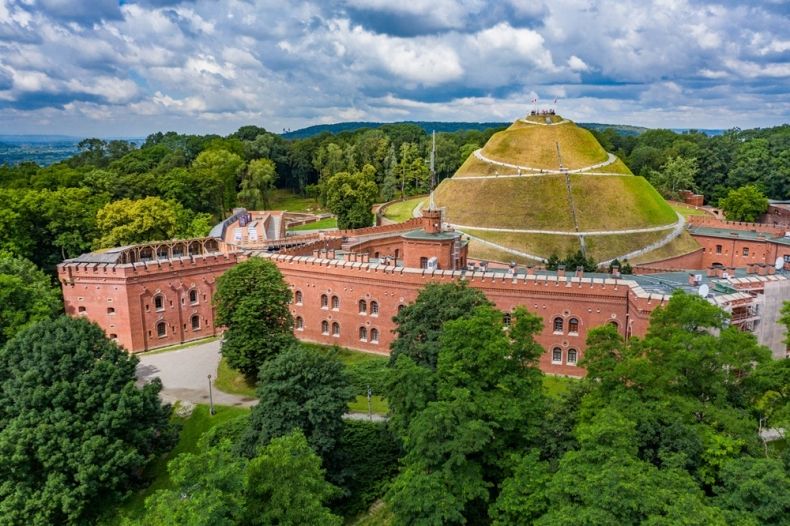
[0,121,788,524]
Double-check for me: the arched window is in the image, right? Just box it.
[321,294,328,309]
[370,328,379,343]
[154,295,165,311]
[567,349,577,365]
[358,299,367,314]
[321,320,329,334]
[551,347,562,364]
[359,326,367,341]
[109,333,118,340]
[191,315,201,331]
[189,289,198,305]
[332,322,340,336]
[503,312,512,327]
[608,320,619,330]
[553,317,563,333]
[331,295,340,310]
[370,301,379,316]
[295,316,304,331]
[568,318,579,334]
[156,321,167,338]
[295,290,303,305]
[397,304,405,314]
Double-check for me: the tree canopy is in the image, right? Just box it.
[0,252,61,345]
[0,316,175,524]
[719,185,770,222]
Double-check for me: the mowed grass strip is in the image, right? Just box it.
[434,176,575,230]
[571,175,677,230]
[289,217,338,231]
[382,197,425,222]
[269,189,327,213]
[466,239,542,265]
[463,229,582,260]
[583,230,670,262]
[630,231,702,265]
[482,123,609,170]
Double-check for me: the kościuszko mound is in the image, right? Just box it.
[432,113,698,263]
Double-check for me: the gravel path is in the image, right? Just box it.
[473,149,618,175]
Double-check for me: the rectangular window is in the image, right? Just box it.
[715,244,722,254]
[551,348,562,364]
[742,247,749,256]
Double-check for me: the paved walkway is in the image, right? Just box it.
[474,149,618,175]
[136,340,257,407]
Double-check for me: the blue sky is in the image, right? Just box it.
[0,0,788,136]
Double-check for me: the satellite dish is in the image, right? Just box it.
[776,256,784,270]
[698,284,710,298]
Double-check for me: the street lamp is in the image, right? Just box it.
[208,374,215,415]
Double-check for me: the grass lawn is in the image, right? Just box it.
[669,202,709,218]
[215,356,257,397]
[630,230,702,265]
[290,217,338,231]
[584,230,670,262]
[137,336,218,356]
[464,229,582,260]
[107,404,249,525]
[482,122,608,170]
[307,342,389,367]
[543,375,577,398]
[349,395,389,414]
[269,189,326,213]
[351,500,394,526]
[382,197,425,223]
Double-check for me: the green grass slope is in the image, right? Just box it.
[571,176,677,230]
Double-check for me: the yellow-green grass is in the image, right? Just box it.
[630,231,701,265]
[106,404,250,525]
[578,156,633,175]
[215,356,257,397]
[382,197,425,223]
[434,176,575,230]
[349,395,389,414]
[543,375,577,398]
[466,238,539,265]
[306,342,388,366]
[454,154,520,178]
[463,229,581,259]
[352,500,394,526]
[522,113,567,124]
[482,123,608,170]
[289,217,338,231]
[269,189,327,213]
[583,230,670,262]
[669,202,709,218]
[571,175,677,230]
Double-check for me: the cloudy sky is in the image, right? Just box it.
[0,0,788,136]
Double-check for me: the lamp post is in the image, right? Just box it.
[208,374,215,415]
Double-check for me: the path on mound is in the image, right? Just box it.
[474,149,617,175]
[447,220,680,236]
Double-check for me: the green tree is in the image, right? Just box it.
[323,164,379,229]
[238,346,353,459]
[238,158,277,210]
[782,301,790,346]
[0,317,175,524]
[191,148,245,217]
[214,258,294,380]
[712,457,790,526]
[648,156,698,199]
[387,305,546,525]
[389,281,491,370]
[0,252,61,346]
[719,185,770,222]
[95,196,185,248]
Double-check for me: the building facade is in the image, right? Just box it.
[58,210,790,377]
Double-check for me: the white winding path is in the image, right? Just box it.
[473,149,618,175]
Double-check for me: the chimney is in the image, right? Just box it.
[611,265,621,278]
[526,265,535,276]
[421,209,443,234]
[557,264,566,278]
[575,266,584,278]
[757,264,767,276]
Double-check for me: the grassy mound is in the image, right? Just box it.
[584,230,671,262]
[571,176,677,230]
[630,231,701,265]
[463,229,581,258]
[482,121,608,170]
[382,197,425,222]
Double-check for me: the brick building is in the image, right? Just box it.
[59,209,790,377]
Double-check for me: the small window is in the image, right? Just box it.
[295,290,303,305]
[78,306,86,314]
[109,333,118,340]
[552,347,562,364]
[503,312,511,327]
[154,295,164,311]
[321,294,328,309]
[359,326,367,341]
[608,320,619,330]
[715,244,722,255]
[742,247,749,257]
[553,317,564,333]
[370,301,379,316]
[296,316,304,331]
[191,314,200,331]
[321,320,329,335]
[370,328,379,343]
[189,289,198,305]
[397,304,405,314]
[331,295,340,310]
[358,299,367,314]
[420,257,428,269]
[567,349,577,365]
[156,321,167,338]
[568,318,579,334]
[332,322,340,337]
[107,307,115,315]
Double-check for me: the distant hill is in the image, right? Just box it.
[280,121,510,139]
[577,123,649,137]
